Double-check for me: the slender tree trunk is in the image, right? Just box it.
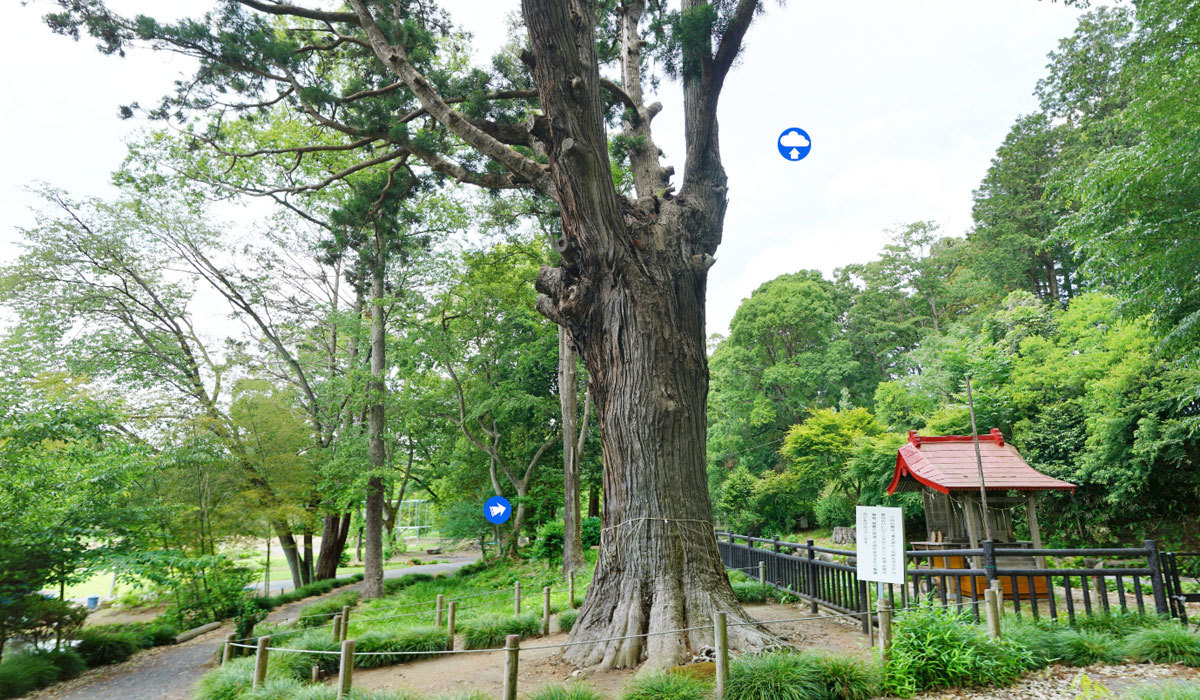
[302,527,314,586]
[588,486,600,518]
[363,244,387,599]
[275,523,304,590]
[560,327,587,574]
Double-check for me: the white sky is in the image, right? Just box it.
[0,0,1089,337]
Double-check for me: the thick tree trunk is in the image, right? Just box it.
[315,513,352,580]
[560,327,586,574]
[302,527,314,586]
[363,249,387,599]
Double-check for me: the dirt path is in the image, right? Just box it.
[32,557,476,700]
[351,601,873,697]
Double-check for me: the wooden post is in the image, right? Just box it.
[341,605,352,641]
[446,601,457,651]
[1026,493,1046,570]
[222,633,236,665]
[714,612,728,700]
[503,634,520,700]
[514,581,521,615]
[436,594,445,628]
[542,586,551,636]
[877,596,893,661]
[311,665,320,683]
[331,614,342,643]
[336,639,355,700]
[984,588,1001,639]
[569,571,576,609]
[252,635,270,689]
[758,561,766,586]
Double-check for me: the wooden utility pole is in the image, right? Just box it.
[965,375,992,542]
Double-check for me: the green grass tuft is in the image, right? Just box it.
[526,683,605,700]
[1072,610,1166,636]
[0,653,61,699]
[808,652,880,700]
[460,614,540,649]
[557,610,579,633]
[354,626,447,668]
[296,591,360,628]
[1124,625,1200,666]
[621,671,712,700]
[727,652,823,700]
[75,628,142,666]
[1046,628,1126,666]
[194,657,256,700]
[730,581,773,604]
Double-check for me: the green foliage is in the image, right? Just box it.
[0,652,60,699]
[813,492,856,530]
[581,517,602,548]
[532,521,565,564]
[730,581,774,604]
[460,614,540,649]
[354,626,446,668]
[526,684,604,700]
[295,591,359,628]
[883,605,1031,697]
[1123,625,1200,667]
[1046,629,1125,666]
[384,573,436,595]
[26,648,86,680]
[726,652,823,700]
[74,627,141,666]
[621,671,712,700]
[557,609,579,632]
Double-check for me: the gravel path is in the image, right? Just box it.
[33,558,476,700]
[903,663,1199,699]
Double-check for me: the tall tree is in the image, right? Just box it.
[46,0,775,664]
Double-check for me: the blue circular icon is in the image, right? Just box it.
[777,128,812,161]
[484,496,512,524]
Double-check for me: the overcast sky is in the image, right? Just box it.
[0,0,1089,336]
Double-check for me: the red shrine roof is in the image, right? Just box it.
[887,429,1076,495]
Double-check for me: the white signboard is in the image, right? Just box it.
[855,506,905,585]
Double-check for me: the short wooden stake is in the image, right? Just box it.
[514,581,521,615]
[569,571,576,609]
[331,614,342,643]
[542,586,552,636]
[435,593,444,627]
[222,633,236,665]
[311,665,320,683]
[877,596,893,662]
[446,601,457,651]
[336,638,355,700]
[503,634,520,700]
[984,588,1001,640]
[341,605,352,641]
[252,635,271,689]
[758,561,766,586]
[714,612,729,700]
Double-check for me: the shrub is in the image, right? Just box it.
[731,581,773,603]
[558,610,579,633]
[1001,615,1062,669]
[532,521,566,563]
[75,628,141,666]
[1125,682,1200,699]
[883,605,1030,697]
[0,653,60,699]
[455,560,490,578]
[621,671,712,700]
[727,652,822,700]
[28,648,87,681]
[460,614,540,649]
[527,684,604,700]
[1124,625,1200,666]
[581,517,602,548]
[1047,629,1125,666]
[814,492,855,530]
[354,627,446,668]
[296,591,360,628]
[143,622,181,646]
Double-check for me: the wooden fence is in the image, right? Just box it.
[715,531,1178,628]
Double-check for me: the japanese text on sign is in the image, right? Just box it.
[855,506,905,585]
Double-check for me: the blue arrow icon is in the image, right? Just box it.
[484,496,512,524]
